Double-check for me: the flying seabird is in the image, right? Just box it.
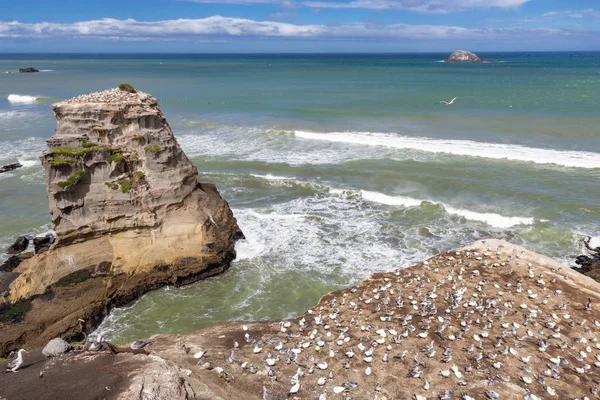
[437,97,457,106]
[5,349,26,372]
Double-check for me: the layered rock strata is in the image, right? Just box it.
[0,87,242,355]
[2,239,599,400]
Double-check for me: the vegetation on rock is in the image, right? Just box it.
[118,83,136,93]
[54,270,91,287]
[82,141,99,148]
[49,157,78,165]
[144,145,161,153]
[119,179,132,193]
[106,152,125,163]
[0,299,32,323]
[58,170,84,189]
[134,135,146,143]
[51,147,102,157]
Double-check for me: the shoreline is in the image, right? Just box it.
[2,239,600,399]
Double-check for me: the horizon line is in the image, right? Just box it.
[1,50,600,55]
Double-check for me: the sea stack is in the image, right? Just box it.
[445,50,481,62]
[0,86,243,354]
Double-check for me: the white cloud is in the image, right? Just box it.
[187,0,532,13]
[541,11,558,17]
[541,8,596,19]
[269,12,298,19]
[0,16,595,43]
[281,0,298,9]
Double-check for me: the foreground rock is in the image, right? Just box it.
[2,239,600,400]
[42,338,71,357]
[0,87,242,355]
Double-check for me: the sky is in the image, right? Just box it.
[0,0,599,52]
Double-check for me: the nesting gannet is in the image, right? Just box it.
[5,349,26,372]
[130,340,151,350]
[89,335,104,351]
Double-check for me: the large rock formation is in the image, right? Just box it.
[2,240,599,400]
[0,87,243,355]
[446,50,481,62]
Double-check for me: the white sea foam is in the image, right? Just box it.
[17,159,40,168]
[360,190,533,228]
[588,236,600,249]
[0,137,47,166]
[7,94,40,103]
[295,130,600,169]
[250,173,292,181]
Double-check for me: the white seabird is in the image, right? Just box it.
[130,340,151,350]
[89,335,104,351]
[5,349,26,372]
[437,97,457,106]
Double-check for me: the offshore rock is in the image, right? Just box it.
[19,67,39,73]
[0,87,242,355]
[445,50,481,62]
[2,240,600,400]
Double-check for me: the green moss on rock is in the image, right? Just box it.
[49,157,77,165]
[106,153,125,163]
[0,299,32,323]
[58,170,84,189]
[119,179,132,193]
[54,270,91,287]
[118,83,136,93]
[144,145,160,153]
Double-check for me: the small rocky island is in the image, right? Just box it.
[445,50,498,63]
[0,86,243,355]
[18,67,39,73]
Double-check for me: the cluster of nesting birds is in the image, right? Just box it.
[190,244,600,400]
[62,87,148,104]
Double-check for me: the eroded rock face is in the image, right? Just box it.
[44,88,199,243]
[0,87,243,355]
[446,50,481,62]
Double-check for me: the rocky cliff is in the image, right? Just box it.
[2,240,599,400]
[0,87,243,355]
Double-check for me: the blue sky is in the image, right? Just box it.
[0,0,598,52]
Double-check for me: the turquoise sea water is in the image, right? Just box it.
[0,53,599,343]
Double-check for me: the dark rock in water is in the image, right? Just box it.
[0,256,21,272]
[573,236,600,283]
[7,236,29,255]
[19,67,39,73]
[0,163,23,174]
[34,234,55,254]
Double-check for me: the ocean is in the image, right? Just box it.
[0,53,598,343]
